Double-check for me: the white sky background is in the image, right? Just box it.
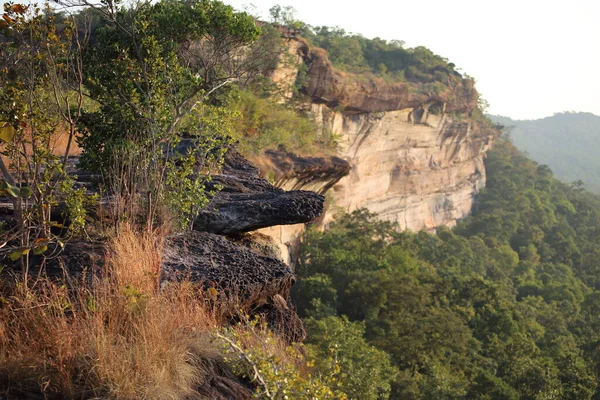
[224,0,600,120]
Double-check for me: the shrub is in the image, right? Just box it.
[219,318,346,399]
[229,89,332,155]
[305,316,398,400]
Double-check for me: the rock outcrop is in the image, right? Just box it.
[162,230,295,300]
[3,147,320,344]
[311,105,494,231]
[195,149,325,235]
[282,39,478,115]
[261,148,351,194]
[259,38,497,263]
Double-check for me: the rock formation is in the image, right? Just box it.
[259,38,496,264]
[3,147,321,346]
[194,149,325,235]
[310,105,494,231]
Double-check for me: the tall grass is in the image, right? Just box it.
[0,225,223,399]
[0,225,338,399]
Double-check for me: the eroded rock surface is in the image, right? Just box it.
[313,105,494,231]
[162,231,294,299]
[161,230,305,342]
[194,149,325,234]
[261,148,351,194]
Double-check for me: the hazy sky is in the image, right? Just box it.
[224,0,600,120]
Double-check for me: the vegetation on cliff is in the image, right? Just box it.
[4,1,593,399]
[269,5,462,85]
[0,1,341,398]
[294,138,600,399]
[306,27,461,85]
[0,226,345,399]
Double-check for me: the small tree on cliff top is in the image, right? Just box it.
[69,0,262,229]
[0,3,89,281]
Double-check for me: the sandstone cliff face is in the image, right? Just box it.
[311,105,493,231]
[261,38,496,264]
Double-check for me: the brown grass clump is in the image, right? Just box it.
[0,226,225,399]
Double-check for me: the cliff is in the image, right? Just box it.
[261,38,496,263]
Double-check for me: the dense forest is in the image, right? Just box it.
[490,112,600,194]
[294,137,600,399]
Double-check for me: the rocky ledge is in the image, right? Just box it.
[194,149,325,234]
[3,147,322,343]
[262,147,351,194]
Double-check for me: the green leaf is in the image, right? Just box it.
[0,124,15,142]
[8,250,23,261]
[33,244,48,255]
[19,186,32,198]
[4,183,20,198]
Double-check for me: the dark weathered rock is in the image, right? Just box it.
[253,294,306,343]
[194,149,325,234]
[162,231,295,302]
[195,190,324,235]
[227,232,283,260]
[2,241,106,282]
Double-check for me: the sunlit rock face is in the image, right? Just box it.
[259,37,495,265]
[312,105,494,231]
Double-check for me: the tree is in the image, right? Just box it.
[305,316,398,400]
[0,3,89,283]
[73,0,262,228]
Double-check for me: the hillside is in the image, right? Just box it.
[259,28,498,263]
[489,112,600,193]
[294,139,600,398]
[4,1,600,399]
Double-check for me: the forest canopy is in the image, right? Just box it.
[293,138,600,399]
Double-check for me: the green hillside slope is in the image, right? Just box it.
[489,112,600,193]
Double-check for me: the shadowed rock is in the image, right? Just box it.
[194,149,325,234]
[263,147,351,193]
[162,231,295,301]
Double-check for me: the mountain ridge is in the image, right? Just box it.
[489,112,600,193]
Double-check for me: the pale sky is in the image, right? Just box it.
[224,0,600,120]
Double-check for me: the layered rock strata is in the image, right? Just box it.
[311,105,493,231]
[259,38,496,263]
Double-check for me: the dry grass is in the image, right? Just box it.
[0,225,226,400]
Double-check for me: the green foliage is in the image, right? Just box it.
[228,89,333,155]
[164,105,237,229]
[305,316,398,400]
[268,5,303,29]
[0,3,92,272]
[219,320,347,399]
[295,139,600,398]
[76,0,260,227]
[303,26,462,85]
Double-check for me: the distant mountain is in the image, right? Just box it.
[489,112,600,193]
